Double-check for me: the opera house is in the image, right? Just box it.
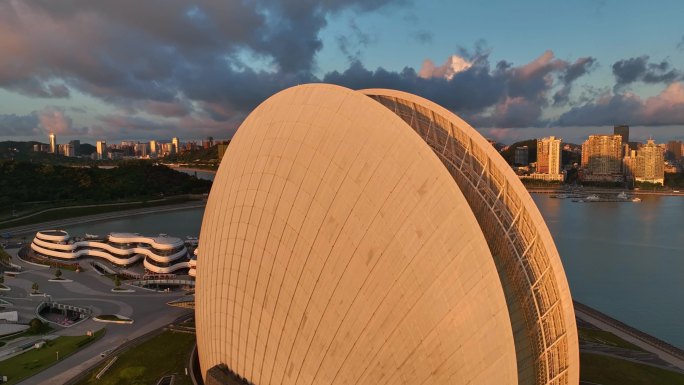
[30,230,191,274]
[195,84,579,385]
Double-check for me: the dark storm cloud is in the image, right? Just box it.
[553,57,596,105]
[325,51,595,127]
[612,56,681,90]
[0,113,40,136]
[0,0,400,113]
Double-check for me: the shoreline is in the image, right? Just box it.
[527,187,684,196]
[169,166,217,174]
[2,201,206,236]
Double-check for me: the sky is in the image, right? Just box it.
[0,0,683,145]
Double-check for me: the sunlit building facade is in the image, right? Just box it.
[581,135,623,175]
[635,139,665,185]
[195,84,579,385]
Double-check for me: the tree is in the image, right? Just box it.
[28,318,43,333]
[0,274,4,285]
[114,275,121,288]
[31,282,39,293]
[54,269,62,279]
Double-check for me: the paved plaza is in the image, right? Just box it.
[0,246,191,385]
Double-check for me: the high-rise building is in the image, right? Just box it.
[614,125,629,146]
[59,143,76,157]
[49,133,57,153]
[514,146,529,165]
[172,137,180,154]
[149,140,158,156]
[96,141,107,160]
[667,140,682,160]
[203,136,214,149]
[582,134,623,174]
[217,143,229,161]
[536,136,562,174]
[623,149,637,176]
[134,142,150,158]
[69,140,80,156]
[635,139,665,184]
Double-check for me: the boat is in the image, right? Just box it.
[584,194,600,201]
[632,197,642,202]
[617,191,629,200]
[85,233,100,239]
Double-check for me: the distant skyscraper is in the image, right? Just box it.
[134,142,150,157]
[172,137,180,154]
[514,146,529,165]
[149,140,158,156]
[96,141,107,160]
[614,125,629,145]
[217,143,229,161]
[667,140,682,160]
[69,140,80,156]
[536,136,562,174]
[582,135,623,174]
[635,139,665,184]
[49,133,57,153]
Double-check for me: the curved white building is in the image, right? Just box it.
[31,230,191,274]
[196,84,578,385]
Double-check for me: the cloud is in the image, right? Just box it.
[325,50,594,127]
[418,55,472,80]
[412,30,433,44]
[612,56,681,90]
[556,82,684,126]
[0,112,40,136]
[0,0,402,106]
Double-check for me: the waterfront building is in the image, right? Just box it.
[96,140,107,160]
[623,149,637,176]
[31,230,191,274]
[667,140,683,160]
[582,134,623,175]
[172,137,180,154]
[537,136,562,174]
[196,84,578,385]
[515,145,529,165]
[635,139,665,185]
[614,125,629,151]
[49,133,57,153]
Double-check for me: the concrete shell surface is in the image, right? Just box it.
[196,84,578,385]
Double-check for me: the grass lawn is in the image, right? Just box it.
[581,353,684,385]
[0,329,105,385]
[75,330,195,385]
[578,327,645,351]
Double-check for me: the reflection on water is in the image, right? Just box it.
[63,208,205,239]
[533,194,684,348]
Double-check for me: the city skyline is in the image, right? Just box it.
[0,1,683,144]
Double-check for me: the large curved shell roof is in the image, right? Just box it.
[360,88,579,385]
[196,83,519,385]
